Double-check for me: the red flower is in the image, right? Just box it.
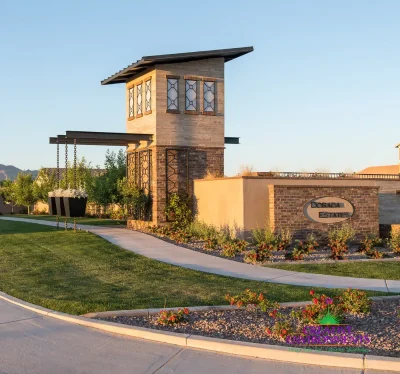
[312,298,318,304]
[281,329,287,335]
[309,290,315,296]
[265,328,271,335]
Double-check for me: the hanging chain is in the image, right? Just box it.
[65,141,68,188]
[57,141,60,189]
[56,140,60,227]
[74,138,77,190]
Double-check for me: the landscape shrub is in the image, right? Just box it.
[156,308,190,326]
[358,235,382,253]
[285,234,318,261]
[221,241,240,257]
[366,249,384,259]
[327,224,355,259]
[165,193,193,229]
[110,208,128,220]
[169,228,192,244]
[251,224,292,251]
[204,237,219,251]
[285,247,305,261]
[337,288,371,315]
[244,243,273,264]
[291,290,344,325]
[187,221,219,241]
[387,230,400,254]
[265,313,294,340]
[275,229,292,251]
[251,223,276,246]
[225,289,280,313]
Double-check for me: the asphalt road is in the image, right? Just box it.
[0,299,394,374]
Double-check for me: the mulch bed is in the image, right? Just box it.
[138,229,399,264]
[100,299,400,358]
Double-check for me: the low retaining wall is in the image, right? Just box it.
[194,177,380,239]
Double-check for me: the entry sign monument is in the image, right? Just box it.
[304,196,355,224]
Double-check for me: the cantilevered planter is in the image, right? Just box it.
[63,197,87,218]
[48,197,57,216]
[55,197,66,217]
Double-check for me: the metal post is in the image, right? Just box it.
[65,217,68,231]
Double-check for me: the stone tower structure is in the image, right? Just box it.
[101,47,253,226]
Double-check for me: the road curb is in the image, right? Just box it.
[1,291,399,371]
[83,295,400,319]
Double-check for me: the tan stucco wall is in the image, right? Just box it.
[193,178,244,233]
[242,178,270,229]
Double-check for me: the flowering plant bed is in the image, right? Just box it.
[141,225,399,265]
[99,295,400,358]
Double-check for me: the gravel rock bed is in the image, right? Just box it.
[139,230,399,265]
[100,299,400,358]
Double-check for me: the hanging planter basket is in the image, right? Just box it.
[55,197,66,217]
[48,197,57,216]
[63,197,87,218]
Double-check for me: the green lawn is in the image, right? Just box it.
[0,220,394,315]
[264,261,400,280]
[7,214,126,226]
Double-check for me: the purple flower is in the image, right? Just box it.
[325,297,333,305]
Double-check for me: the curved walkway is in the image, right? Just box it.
[1,217,400,293]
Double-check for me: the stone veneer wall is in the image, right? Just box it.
[127,145,224,227]
[268,185,379,240]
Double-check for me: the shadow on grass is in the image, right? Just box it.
[0,220,58,235]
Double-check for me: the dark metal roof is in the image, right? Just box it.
[50,131,239,146]
[101,46,254,85]
[50,131,153,146]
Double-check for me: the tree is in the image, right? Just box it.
[0,180,17,213]
[33,168,57,202]
[91,150,126,210]
[60,157,94,191]
[117,177,149,219]
[13,173,37,214]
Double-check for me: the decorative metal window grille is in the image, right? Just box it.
[137,84,142,115]
[185,80,197,111]
[127,149,152,220]
[145,80,151,112]
[203,81,215,112]
[128,87,134,117]
[167,78,179,110]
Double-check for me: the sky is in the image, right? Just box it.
[1,0,399,176]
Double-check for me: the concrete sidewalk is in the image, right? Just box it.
[1,217,400,293]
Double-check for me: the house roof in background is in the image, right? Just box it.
[358,165,399,174]
[101,46,254,85]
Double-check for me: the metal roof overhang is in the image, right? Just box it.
[101,46,254,85]
[49,131,239,146]
[49,131,153,146]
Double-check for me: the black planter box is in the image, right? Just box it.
[55,197,66,217]
[63,197,87,218]
[48,197,57,216]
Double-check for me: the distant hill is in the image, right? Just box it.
[0,164,39,181]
